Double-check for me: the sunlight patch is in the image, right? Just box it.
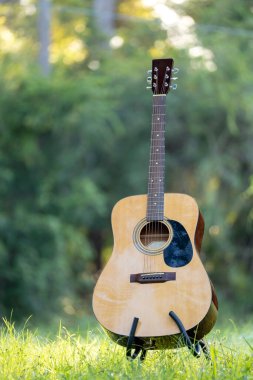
[109,36,124,49]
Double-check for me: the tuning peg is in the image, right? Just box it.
[147,70,152,74]
[170,84,177,90]
[172,67,179,74]
[147,76,152,84]
[146,86,152,89]
[171,77,178,80]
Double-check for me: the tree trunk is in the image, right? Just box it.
[38,0,51,75]
[93,0,117,37]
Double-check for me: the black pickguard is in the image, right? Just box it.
[163,219,193,267]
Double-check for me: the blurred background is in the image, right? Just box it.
[0,0,252,330]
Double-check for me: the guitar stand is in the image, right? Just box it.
[126,313,211,362]
[126,317,147,361]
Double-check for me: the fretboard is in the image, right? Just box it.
[146,95,166,221]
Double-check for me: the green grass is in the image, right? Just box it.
[0,318,252,380]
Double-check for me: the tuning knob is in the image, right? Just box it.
[170,84,177,90]
[172,67,179,74]
[147,76,152,84]
[147,69,152,74]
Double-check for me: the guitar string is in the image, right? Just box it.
[146,80,158,271]
[160,71,167,252]
[151,84,160,272]
[148,75,158,272]
[146,73,157,272]
[153,70,167,269]
[153,91,158,261]
[145,84,152,271]
[145,65,170,272]
[154,92,157,270]
[151,79,162,270]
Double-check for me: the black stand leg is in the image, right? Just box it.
[126,317,147,361]
[169,310,216,360]
[198,339,211,360]
[169,311,201,357]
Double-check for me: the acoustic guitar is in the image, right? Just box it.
[93,58,218,356]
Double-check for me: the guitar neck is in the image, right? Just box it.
[146,95,166,221]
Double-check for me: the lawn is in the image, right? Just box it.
[0,318,252,379]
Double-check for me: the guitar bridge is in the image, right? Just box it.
[130,272,176,284]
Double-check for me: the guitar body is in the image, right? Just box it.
[93,193,218,350]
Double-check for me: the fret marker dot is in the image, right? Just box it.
[157,134,159,136]
[154,194,157,197]
[156,149,159,152]
[159,179,162,182]
[157,118,160,121]
[154,203,157,205]
[156,162,158,165]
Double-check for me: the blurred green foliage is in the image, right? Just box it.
[0,0,252,322]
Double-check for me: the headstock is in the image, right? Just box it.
[147,58,178,95]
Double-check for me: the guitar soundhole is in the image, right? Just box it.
[133,219,173,255]
[140,221,170,249]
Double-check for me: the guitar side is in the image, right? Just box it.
[92,193,218,349]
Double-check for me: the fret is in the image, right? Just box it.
[147,206,164,209]
[147,193,164,197]
[147,203,164,205]
[147,212,164,215]
[147,205,164,208]
[147,209,164,212]
[148,193,164,196]
[148,191,164,195]
[147,208,164,211]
